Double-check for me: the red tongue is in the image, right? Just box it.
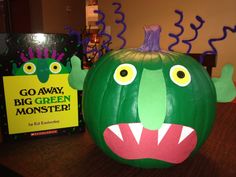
[103,123,197,164]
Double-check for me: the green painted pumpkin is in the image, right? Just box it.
[82,25,216,168]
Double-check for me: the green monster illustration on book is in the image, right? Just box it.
[12,48,71,83]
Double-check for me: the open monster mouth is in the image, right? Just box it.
[103,123,197,164]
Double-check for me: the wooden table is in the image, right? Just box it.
[0,103,235,177]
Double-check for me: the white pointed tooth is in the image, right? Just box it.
[108,125,123,141]
[158,124,171,145]
[178,126,194,144]
[129,123,143,144]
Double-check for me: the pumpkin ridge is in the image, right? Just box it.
[83,52,118,145]
[84,50,132,128]
[112,52,140,123]
[189,60,216,148]
[84,50,139,144]
[116,51,144,124]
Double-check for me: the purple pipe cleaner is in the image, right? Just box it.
[65,26,97,55]
[83,35,98,54]
[94,9,112,56]
[64,26,82,45]
[200,25,236,63]
[182,16,205,54]
[168,10,184,51]
[112,2,127,49]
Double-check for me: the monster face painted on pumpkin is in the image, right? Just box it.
[12,49,71,83]
[69,25,235,168]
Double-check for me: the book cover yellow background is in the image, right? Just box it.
[3,74,78,134]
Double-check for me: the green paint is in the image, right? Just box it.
[138,68,166,130]
[81,49,216,168]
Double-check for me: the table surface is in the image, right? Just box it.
[0,103,235,177]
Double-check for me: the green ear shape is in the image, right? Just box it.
[212,64,236,102]
[68,55,88,90]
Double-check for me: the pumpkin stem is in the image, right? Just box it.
[138,25,161,52]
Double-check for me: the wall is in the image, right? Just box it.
[0,0,6,32]
[9,0,31,32]
[29,0,43,32]
[41,0,85,33]
[86,4,98,29]
[99,0,236,80]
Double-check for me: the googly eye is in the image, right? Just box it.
[114,64,137,85]
[169,65,191,87]
[49,62,62,74]
[23,62,36,74]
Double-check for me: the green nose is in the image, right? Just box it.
[138,68,167,130]
[36,60,50,83]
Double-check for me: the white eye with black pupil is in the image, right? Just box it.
[169,65,191,87]
[114,64,137,85]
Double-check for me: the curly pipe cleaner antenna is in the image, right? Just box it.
[200,25,236,63]
[182,15,205,54]
[112,2,127,49]
[83,33,98,54]
[65,26,98,55]
[94,9,112,56]
[168,10,184,51]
